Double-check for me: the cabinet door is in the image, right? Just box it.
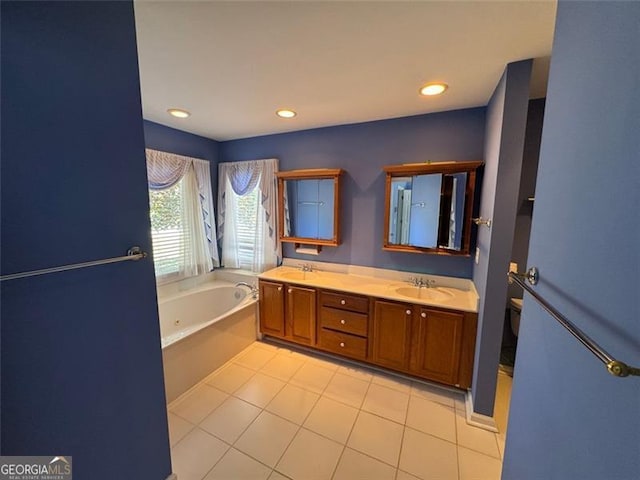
[259,281,285,337]
[410,308,464,385]
[286,285,316,345]
[371,300,412,371]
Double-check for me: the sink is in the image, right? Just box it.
[395,286,455,302]
[279,270,321,281]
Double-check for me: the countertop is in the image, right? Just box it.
[258,265,479,313]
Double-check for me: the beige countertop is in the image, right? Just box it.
[259,265,479,313]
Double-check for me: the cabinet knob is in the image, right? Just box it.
[340,299,346,305]
[340,319,346,325]
[406,309,412,315]
[288,288,293,294]
[421,312,427,318]
[277,286,282,291]
[339,342,345,348]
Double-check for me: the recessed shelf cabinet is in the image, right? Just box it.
[258,279,478,389]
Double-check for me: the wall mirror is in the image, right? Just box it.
[383,161,482,255]
[276,169,343,250]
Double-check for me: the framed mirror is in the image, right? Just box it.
[383,161,482,255]
[276,169,343,249]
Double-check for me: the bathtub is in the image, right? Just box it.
[159,281,258,403]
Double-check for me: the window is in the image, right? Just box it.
[149,179,186,280]
[234,188,258,269]
[146,149,219,283]
[218,158,279,272]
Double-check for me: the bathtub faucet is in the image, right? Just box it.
[236,282,258,299]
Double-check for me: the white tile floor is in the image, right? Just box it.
[168,341,503,480]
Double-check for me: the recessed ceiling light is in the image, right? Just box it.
[419,83,448,96]
[167,108,191,118]
[276,109,296,119]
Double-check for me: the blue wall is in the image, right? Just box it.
[507,98,545,302]
[1,3,171,479]
[471,60,532,416]
[503,2,640,478]
[144,120,220,196]
[219,109,486,278]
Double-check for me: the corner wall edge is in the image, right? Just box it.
[465,390,499,432]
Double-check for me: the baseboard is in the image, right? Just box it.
[465,390,499,432]
[165,474,178,480]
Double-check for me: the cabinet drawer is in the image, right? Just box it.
[320,290,369,313]
[320,307,368,337]
[317,329,367,360]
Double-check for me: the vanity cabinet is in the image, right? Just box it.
[258,279,477,389]
[370,300,413,371]
[409,307,464,385]
[258,280,316,345]
[259,281,285,337]
[369,301,475,388]
[317,290,369,361]
[285,285,316,345]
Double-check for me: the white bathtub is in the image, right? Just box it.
[159,281,258,403]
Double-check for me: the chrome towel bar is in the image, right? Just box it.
[0,246,147,282]
[509,267,640,378]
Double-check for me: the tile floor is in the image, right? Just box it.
[168,341,504,480]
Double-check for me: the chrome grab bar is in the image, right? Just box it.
[0,246,147,282]
[509,267,639,378]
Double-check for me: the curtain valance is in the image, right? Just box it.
[146,148,192,190]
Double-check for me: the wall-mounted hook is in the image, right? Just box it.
[472,217,492,228]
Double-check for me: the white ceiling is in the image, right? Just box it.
[134,1,556,141]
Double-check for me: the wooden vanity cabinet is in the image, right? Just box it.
[258,280,316,346]
[409,307,464,386]
[370,300,413,371]
[259,280,285,337]
[317,290,369,361]
[259,279,477,389]
[370,300,477,388]
[285,285,316,345]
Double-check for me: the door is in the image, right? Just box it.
[371,300,413,370]
[259,280,285,337]
[410,307,464,385]
[286,285,316,345]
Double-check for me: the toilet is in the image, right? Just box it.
[510,297,523,337]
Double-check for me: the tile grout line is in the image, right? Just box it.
[185,425,233,480]
[330,377,375,480]
[270,358,340,478]
[394,379,413,478]
[328,384,370,480]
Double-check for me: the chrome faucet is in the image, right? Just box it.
[299,263,314,272]
[409,277,436,289]
[235,282,258,299]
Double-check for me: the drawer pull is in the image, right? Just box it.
[340,299,346,305]
[406,309,412,315]
[288,288,293,294]
[340,319,346,325]
[339,342,345,348]
[421,312,427,318]
[277,286,282,291]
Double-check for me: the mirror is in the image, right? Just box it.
[383,161,482,255]
[276,169,343,248]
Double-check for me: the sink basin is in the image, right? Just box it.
[395,286,455,302]
[279,270,321,281]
